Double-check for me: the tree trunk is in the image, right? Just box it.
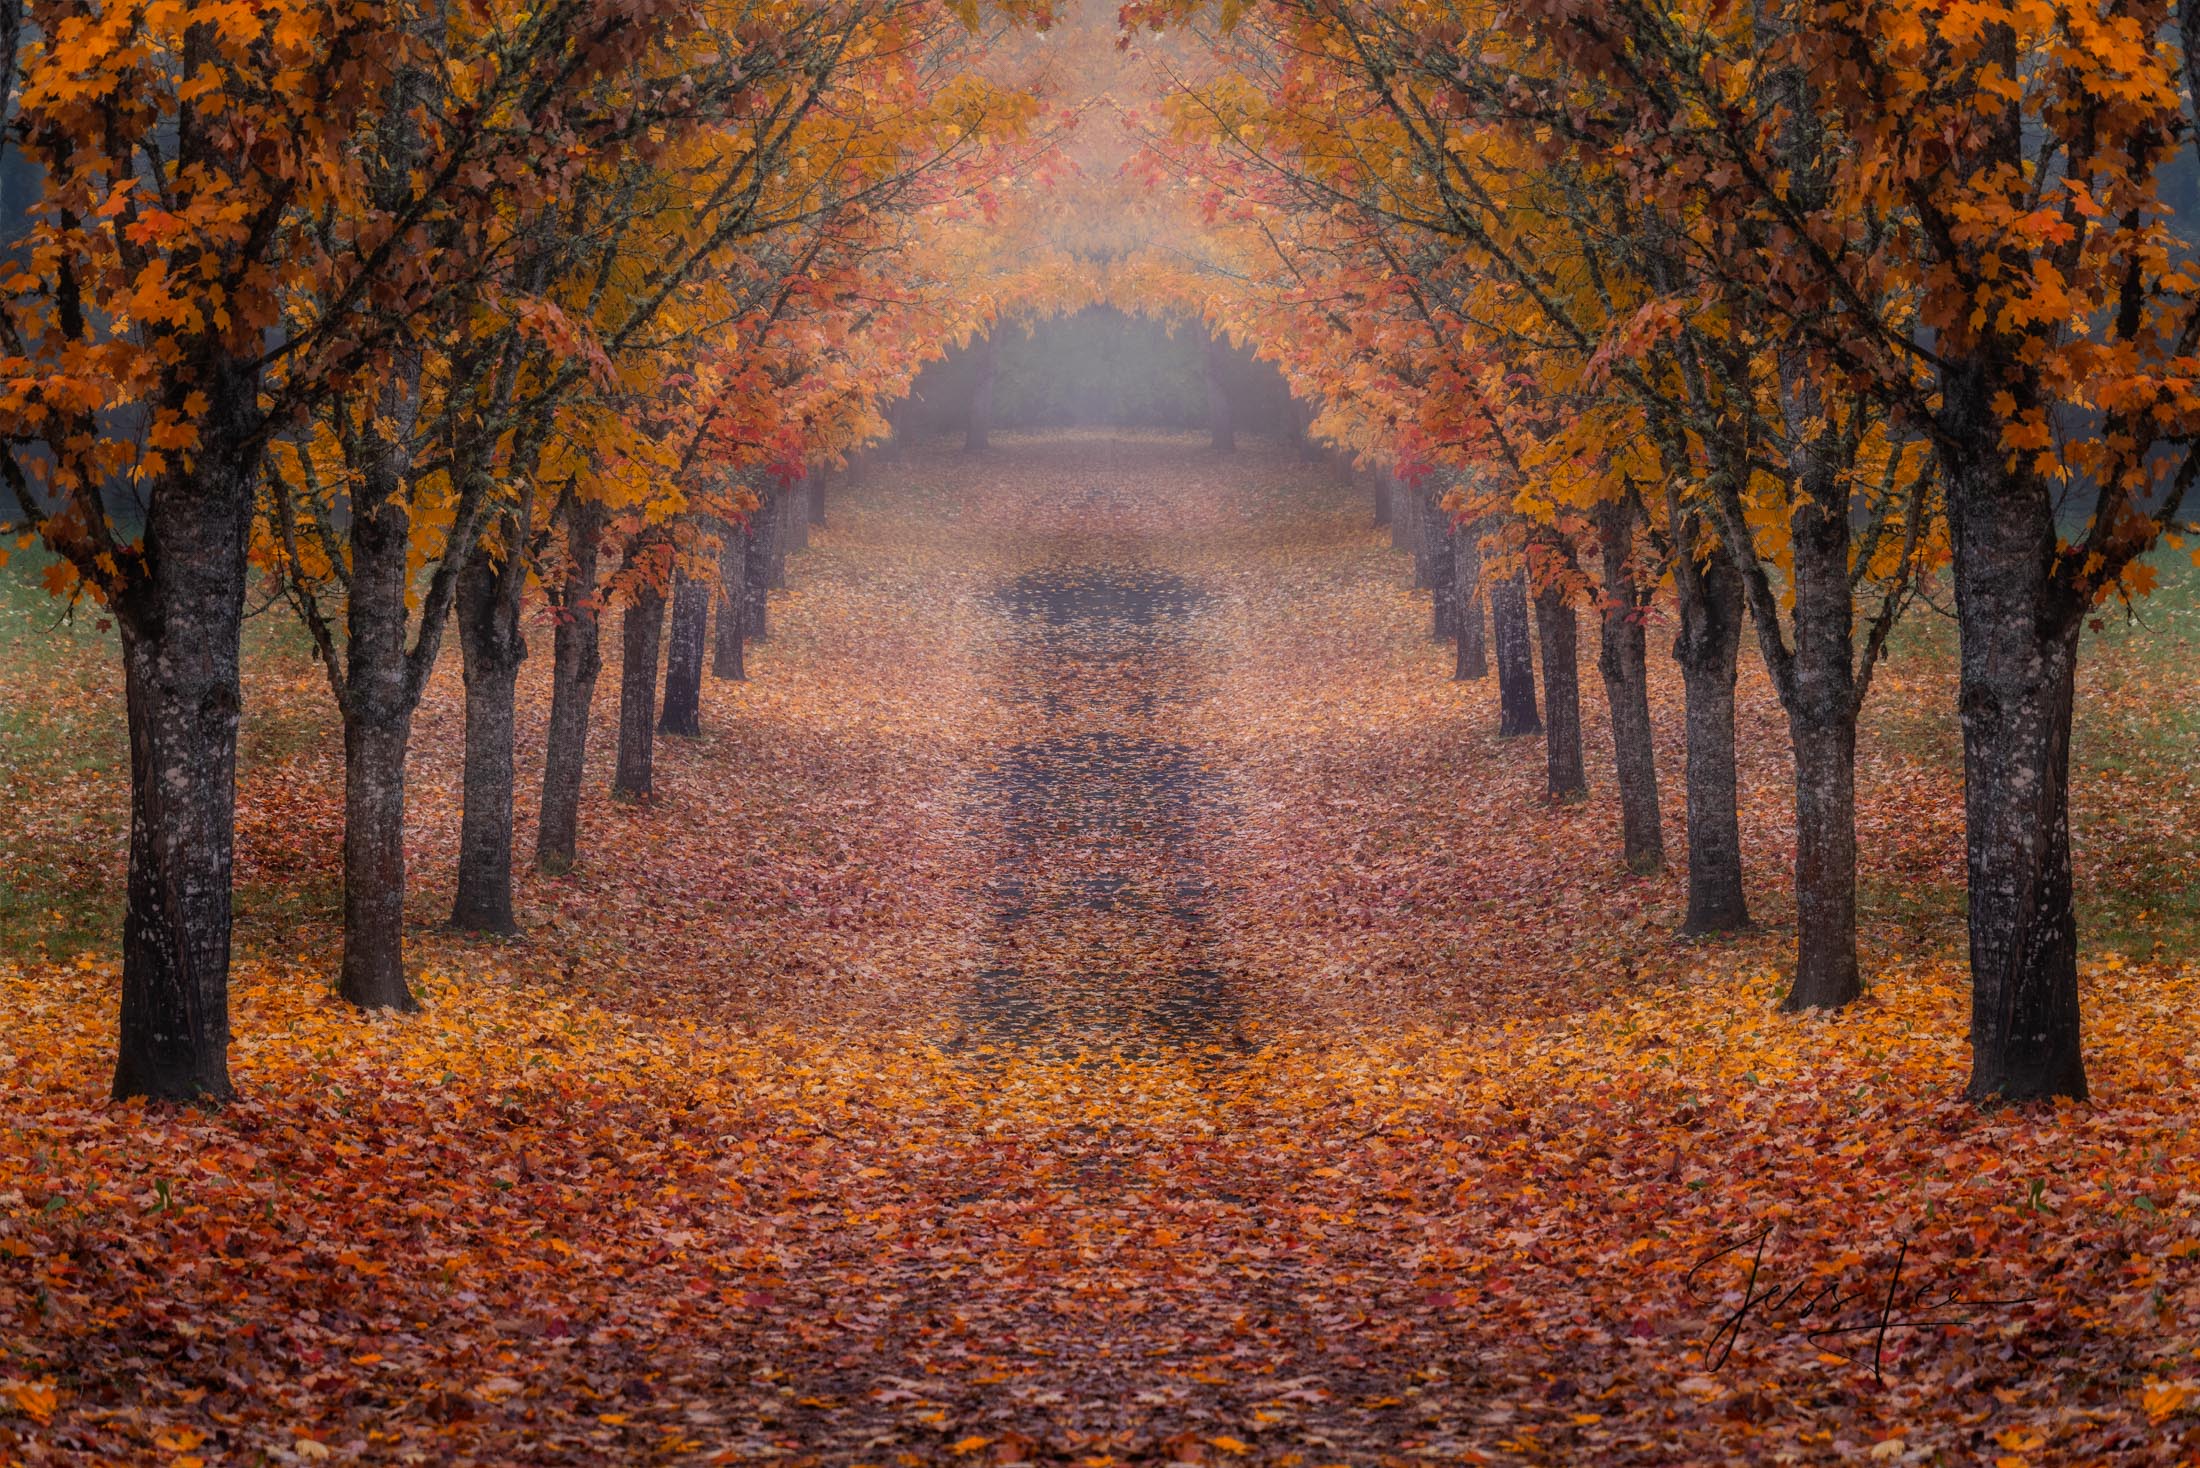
[808,470,828,527]
[713,519,749,680]
[1594,501,1663,873]
[966,332,997,452]
[786,474,810,553]
[451,518,528,935]
[743,499,776,642]
[1422,494,1457,639]
[110,400,255,1101]
[1206,334,1235,452]
[338,462,418,1012]
[536,498,604,876]
[767,489,791,591]
[1777,474,1863,1011]
[1673,541,1750,933]
[1372,470,1393,528]
[613,585,666,801]
[1453,520,1488,680]
[1388,471,1409,551]
[1947,445,2087,1101]
[1492,570,1542,737]
[658,567,710,737]
[1534,582,1587,802]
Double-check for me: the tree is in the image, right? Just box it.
[4,1,422,1097]
[1519,0,2200,1096]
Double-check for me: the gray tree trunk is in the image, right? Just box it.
[1776,468,1862,1011]
[613,585,666,801]
[1594,500,1663,872]
[767,488,791,590]
[712,519,749,680]
[1945,399,2086,1101]
[1422,494,1457,639]
[110,365,258,1100]
[1534,580,1587,802]
[658,566,710,737]
[1673,538,1750,932]
[1492,569,1542,737]
[451,512,528,934]
[536,497,604,875]
[743,496,777,641]
[1453,521,1488,680]
[338,447,419,1013]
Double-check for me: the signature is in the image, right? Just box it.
[1683,1223,2037,1382]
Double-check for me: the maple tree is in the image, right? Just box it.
[1474,0,2200,1097]
[3,0,1060,1088]
[4,0,476,1098]
[5,0,2200,1457]
[1126,0,2200,1100]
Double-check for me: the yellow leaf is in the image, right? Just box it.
[4,1381,57,1424]
[2142,1380,2193,1422]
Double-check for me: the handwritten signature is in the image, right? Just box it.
[1684,1223,2037,1382]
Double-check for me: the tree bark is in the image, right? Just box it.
[536,497,604,875]
[1534,581,1587,802]
[1491,569,1542,737]
[1594,500,1663,873]
[451,512,528,934]
[110,378,256,1100]
[1673,538,1750,933]
[966,332,997,452]
[1206,334,1235,452]
[1388,471,1410,552]
[1453,520,1488,680]
[743,497,776,642]
[613,583,666,801]
[712,519,749,680]
[1776,468,1863,1011]
[338,453,419,1013]
[1946,431,2087,1101]
[808,469,828,527]
[1422,493,1457,639]
[658,565,710,737]
[767,487,791,591]
[786,472,810,554]
[1372,470,1393,528]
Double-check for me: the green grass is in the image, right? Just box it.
[0,555,129,957]
[1864,544,2200,958]
[0,550,331,960]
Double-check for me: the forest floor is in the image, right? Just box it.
[2,431,2198,1466]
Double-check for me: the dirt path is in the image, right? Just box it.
[957,457,1238,1055]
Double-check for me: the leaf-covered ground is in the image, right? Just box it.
[3,432,2198,1465]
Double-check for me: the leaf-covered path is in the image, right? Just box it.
[3,433,2198,1465]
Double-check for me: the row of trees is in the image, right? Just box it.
[0,0,1064,1101]
[1127,0,2200,1100]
